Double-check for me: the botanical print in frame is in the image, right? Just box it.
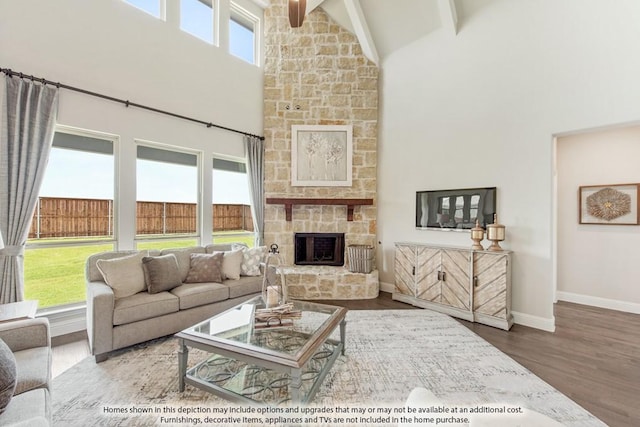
[291,125,353,187]
[579,183,640,225]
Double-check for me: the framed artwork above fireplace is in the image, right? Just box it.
[291,124,353,187]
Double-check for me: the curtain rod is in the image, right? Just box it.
[0,67,264,141]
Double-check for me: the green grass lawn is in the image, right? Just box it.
[25,233,255,308]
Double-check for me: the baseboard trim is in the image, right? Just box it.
[557,291,640,314]
[511,311,555,332]
[379,280,394,294]
[383,280,555,332]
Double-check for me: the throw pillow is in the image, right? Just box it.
[142,254,182,294]
[0,338,16,415]
[184,252,224,283]
[217,249,244,280]
[232,244,267,276]
[160,247,205,282]
[96,251,147,299]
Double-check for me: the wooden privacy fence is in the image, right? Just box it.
[28,197,254,239]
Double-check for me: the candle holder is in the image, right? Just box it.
[261,244,287,308]
[470,220,485,250]
[485,214,506,251]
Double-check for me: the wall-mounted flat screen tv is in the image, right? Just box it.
[416,187,496,230]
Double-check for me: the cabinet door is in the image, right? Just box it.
[415,246,441,302]
[440,249,471,310]
[394,245,416,296]
[473,252,509,319]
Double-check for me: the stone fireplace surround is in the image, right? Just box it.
[262,1,379,300]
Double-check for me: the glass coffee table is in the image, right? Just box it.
[176,296,347,405]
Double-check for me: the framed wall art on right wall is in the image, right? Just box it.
[579,183,640,225]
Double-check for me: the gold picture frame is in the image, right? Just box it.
[579,183,640,225]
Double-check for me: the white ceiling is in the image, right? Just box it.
[306,0,499,64]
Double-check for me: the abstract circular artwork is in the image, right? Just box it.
[586,187,631,221]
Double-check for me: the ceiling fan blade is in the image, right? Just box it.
[289,0,307,28]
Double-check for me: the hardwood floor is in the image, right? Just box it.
[52,294,639,426]
[458,301,640,427]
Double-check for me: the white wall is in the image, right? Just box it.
[557,126,640,313]
[378,0,640,330]
[0,0,264,249]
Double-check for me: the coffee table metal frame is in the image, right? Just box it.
[176,296,347,405]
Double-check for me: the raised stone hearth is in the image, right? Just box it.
[282,266,379,300]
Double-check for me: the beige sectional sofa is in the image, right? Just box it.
[85,243,265,362]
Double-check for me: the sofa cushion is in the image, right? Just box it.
[216,249,244,280]
[96,252,148,299]
[0,388,49,426]
[0,338,16,414]
[225,276,263,298]
[205,243,234,253]
[170,282,230,310]
[184,253,224,283]
[160,247,206,282]
[113,292,179,326]
[12,347,50,396]
[232,244,267,276]
[142,254,182,294]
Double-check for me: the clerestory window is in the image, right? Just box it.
[230,3,258,64]
[123,0,163,19]
[180,0,215,45]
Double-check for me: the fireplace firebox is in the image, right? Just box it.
[294,233,345,266]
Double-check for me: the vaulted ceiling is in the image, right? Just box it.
[306,0,499,64]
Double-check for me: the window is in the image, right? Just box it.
[180,0,214,44]
[212,158,254,247]
[136,144,199,246]
[229,4,258,64]
[25,128,117,309]
[123,0,163,19]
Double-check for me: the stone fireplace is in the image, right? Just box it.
[294,233,345,266]
[262,1,379,299]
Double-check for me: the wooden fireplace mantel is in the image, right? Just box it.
[266,198,373,221]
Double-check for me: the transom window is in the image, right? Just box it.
[180,0,214,44]
[230,4,258,64]
[123,0,163,19]
[121,0,262,66]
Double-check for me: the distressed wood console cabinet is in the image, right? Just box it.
[393,242,513,330]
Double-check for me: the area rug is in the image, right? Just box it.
[53,310,604,426]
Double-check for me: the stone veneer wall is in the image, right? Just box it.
[263,0,379,267]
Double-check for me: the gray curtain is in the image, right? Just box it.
[245,135,264,247]
[0,76,59,304]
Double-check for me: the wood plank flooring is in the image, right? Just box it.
[52,294,639,426]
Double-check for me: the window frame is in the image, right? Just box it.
[229,2,260,65]
[179,0,217,45]
[211,155,255,245]
[25,125,119,311]
[134,139,203,246]
[122,0,166,20]
[26,125,120,249]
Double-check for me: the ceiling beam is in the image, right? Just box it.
[438,0,458,35]
[307,0,326,13]
[343,0,379,65]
